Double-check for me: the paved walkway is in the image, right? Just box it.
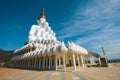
[0,68,88,80]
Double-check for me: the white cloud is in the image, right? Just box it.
[58,0,120,59]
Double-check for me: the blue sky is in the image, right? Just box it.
[0,0,120,59]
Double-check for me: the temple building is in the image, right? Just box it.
[11,8,100,71]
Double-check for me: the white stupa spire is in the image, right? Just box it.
[37,8,46,25]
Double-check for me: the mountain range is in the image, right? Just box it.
[0,48,14,63]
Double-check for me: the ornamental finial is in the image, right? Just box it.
[37,8,46,20]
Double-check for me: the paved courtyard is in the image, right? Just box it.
[0,68,88,80]
[0,63,120,80]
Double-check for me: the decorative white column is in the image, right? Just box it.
[21,61,22,68]
[16,61,21,68]
[43,56,45,70]
[63,54,66,71]
[21,60,23,68]
[59,56,61,67]
[55,55,57,70]
[21,60,24,68]
[38,57,41,69]
[23,60,25,68]
[27,58,30,69]
[31,58,33,69]
[26,58,29,68]
[29,58,31,69]
[20,60,23,68]
[17,61,19,67]
[16,61,17,67]
[36,57,38,69]
[90,56,95,65]
[24,59,26,68]
[34,57,37,69]
[25,59,27,68]
[19,60,23,68]
[46,56,48,69]
[15,61,17,67]
[24,60,26,68]
[33,58,35,69]
[81,55,84,68]
[72,52,76,70]
[49,56,51,70]
[26,59,27,68]
[36,58,38,69]
[27,59,28,68]
[30,59,32,69]
[86,57,89,65]
[18,61,19,68]
[99,57,101,67]
[19,61,20,68]
[31,58,34,69]
[19,61,21,68]
[77,54,80,69]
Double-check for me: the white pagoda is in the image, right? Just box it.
[11,8,100,71]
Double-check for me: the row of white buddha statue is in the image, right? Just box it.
[12,41,88,61]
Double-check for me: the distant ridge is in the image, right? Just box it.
[108,58,120,63]
[0,48,14,63]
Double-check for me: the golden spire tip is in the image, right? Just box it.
[37,8,46,20]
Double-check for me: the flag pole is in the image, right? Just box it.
[102,46,108,62]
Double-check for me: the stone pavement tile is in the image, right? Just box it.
[58,72,67,80]
[12,71,35,80]
[1,72,23,80]
[0,68,21,80]
[75,71,93,80]
[32,71,50,80]
[71,71,87,80]
[24,72,42,80]
[49,72,59,80]
[43,71,53,80]
[27,72,43,80]
[64,72,75,80]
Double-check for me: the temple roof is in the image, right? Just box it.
[88,50,100,58]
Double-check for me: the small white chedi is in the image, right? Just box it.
[11,8,99,71]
